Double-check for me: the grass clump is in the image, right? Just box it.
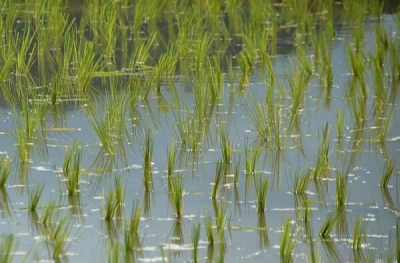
[256,177,268,212]
[204,214,214,246]
[380,157,395,187]
[169,175,184,219]
[352,214,368,251]
[335,171,348,210]
[280,218,295,262]
[63,141,82,196]
[0,157,11,188]
[192,222,201,263]
[319,212,338,239]
[28,184,44,211]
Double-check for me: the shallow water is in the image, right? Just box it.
[0,4,399,263]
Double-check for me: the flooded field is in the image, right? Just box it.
[0,0,399,262]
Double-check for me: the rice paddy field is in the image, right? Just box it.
[0,0,400,262]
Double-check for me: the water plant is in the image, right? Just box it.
[192,222,200,263]
[143,130,154,192]
[0,156,11,188]
[335,171,348,210]
[380,157,395,188]
[204,213,215,248]
[46,216,73,261]
[280,218,295,262]
[255,177,268,212]
[313,123,331,179]
[293,168,310,195]
[352,214,368,251]
[63,141,82,196]
[319,212,337,239]
[28,184,44,211]
[102,177,124,221]
[169,174,184,219]
[212,161,223,200]
[124,202,142,252]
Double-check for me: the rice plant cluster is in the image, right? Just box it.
[0,0,399,262]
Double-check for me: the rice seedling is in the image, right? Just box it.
[352,214,368,251]
[321,237,342,263]
[192,222,200,263]
[255,177,268,212]
[219,125,232,175]
[280,218,295,262]
[293,168,310,195]
[47,216,73,261]
[0,156,11,188]
[204,214,214,246]
[215,201,227,230]
[244,146,261,175]
[28,184,44,211]
[124,202,142,251]
[312,123,331,179]
[169,175,184,219]
[0,234,17,263]
[0,187,12,218]
[143,130,154,192]
[319,212,338,239]
[167,141,176,192]
[212,161,223,200]
[335,171,348,211]
[63,141,82,196]
[103,190,118,221]
[380,157,395,187]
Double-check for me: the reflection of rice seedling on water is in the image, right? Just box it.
[0,234,17,263]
